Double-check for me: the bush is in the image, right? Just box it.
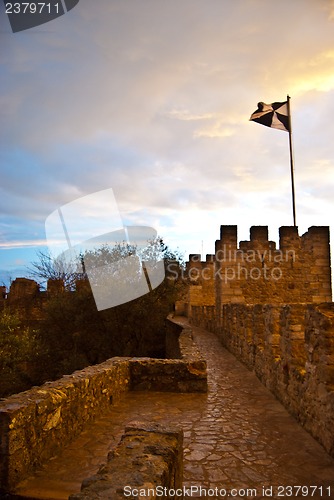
[0,310,46,397]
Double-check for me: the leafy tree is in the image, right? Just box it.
[19,238,186,382]
[28,237,184,290]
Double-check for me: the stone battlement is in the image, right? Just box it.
[185,225,332,316]
[185,224,334,458]
[0,319,207,492]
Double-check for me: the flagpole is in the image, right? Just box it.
[287,95,297,226]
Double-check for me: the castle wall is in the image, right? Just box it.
[215,225,332,307]
[185,225,332,319]
[0,358,131,491]
[188,224,334,457]
[0,319,207,491]
[190,301,334,457]
[185,254,215,318]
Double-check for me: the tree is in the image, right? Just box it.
[27,250,83,290]
[22,238,187,381]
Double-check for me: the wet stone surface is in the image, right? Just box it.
[13,317,334,499]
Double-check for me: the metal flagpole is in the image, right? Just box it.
[287,95,297,226]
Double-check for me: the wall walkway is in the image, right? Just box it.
[0,319,206,492]
[11,318,334,500]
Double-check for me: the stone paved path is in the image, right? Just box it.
[13,318,334,499]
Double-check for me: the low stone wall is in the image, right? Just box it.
[191,302,334,457]
[0,358,131,491]
[130,358,207,393]
[130,320,207,393]
[0,319,206,492]
[69,422,183,500]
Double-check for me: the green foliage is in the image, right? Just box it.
[2,239,187,393]
[36,240,186,376]
[39,285,111,378]
[0,309,46,397]
[38,266,186,379]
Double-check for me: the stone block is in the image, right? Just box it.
[69,422,183,500]
[317,365,334,385]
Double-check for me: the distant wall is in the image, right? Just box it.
[0,319,207,492]
[0,277,71,324]
[191,302,334,457]
[0,278,45,323]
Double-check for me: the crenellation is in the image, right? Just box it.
[188,253,201,262]
[279,226,300,250]
[213,225,332,305]
[187,222,334,457]
[220,224,238,247]
[8,278,39,301]
[250,225,268,242]
[47,278,64,295]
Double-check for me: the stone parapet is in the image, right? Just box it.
[69,422,183,500]
[130,320,207,393]
[0,320,206,493]
[185,225,332,315]
[0,358,131,491]
[191,302,334,457]
[130,358,207,393]
[215,225,332,306]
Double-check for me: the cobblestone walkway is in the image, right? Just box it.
[14,318,334,499]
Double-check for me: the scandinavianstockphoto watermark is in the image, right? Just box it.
[214,246,296,265]
[166,245,296,284]
[45,188,296,310]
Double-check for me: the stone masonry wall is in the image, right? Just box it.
[129,319,207,393]
[69,422,183,500]
[191,302,334,457]
[215,225,331,308]
[0,319,207,492]
[0,358,131,491]
[187,224,333,457]
[185,225,332,317]
[185,254,215,319]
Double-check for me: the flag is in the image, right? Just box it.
[250,101,290,132]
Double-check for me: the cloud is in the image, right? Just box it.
[0,240,46,249]
[1,0,334,271]
[163,109,215,122]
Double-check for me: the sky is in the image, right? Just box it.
[1,0,334,287]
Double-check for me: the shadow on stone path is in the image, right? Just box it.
[13,317,334,499]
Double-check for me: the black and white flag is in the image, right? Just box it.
[250,101,290,132]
